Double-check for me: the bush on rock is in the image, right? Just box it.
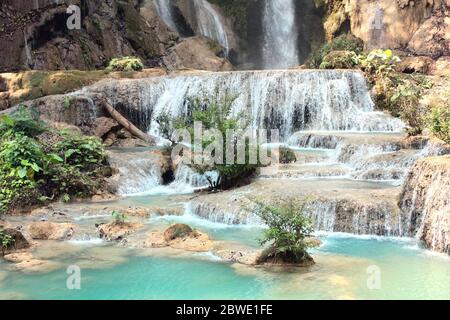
[107,56,144,72]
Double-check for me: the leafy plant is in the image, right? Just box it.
[0,106,46,137]
[0,227,14,250]
[427,92,450,143]
[390,81,425,135]
[159,93,264,190]
[357,49,401,82]
[253,199,318,264]
[308,34,364,68]
[106,56,144,72]
[112,211,126,224]
[0,108,110,214]
[319,50,359,69]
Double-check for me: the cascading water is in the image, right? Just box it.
[88,70,404,141]
[262,0,299,69]
[153,0,180,33]
[192,0,229,56]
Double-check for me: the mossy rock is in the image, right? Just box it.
[256,247,315,267]
[320,50,357,69]
[279,147,297,164]
[163,224,194,242]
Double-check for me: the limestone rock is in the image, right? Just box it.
[399,155,450,253]
[93,117,119,138]
[124,207,151,219]
[163,224,194,241]
[0,0,168,72]
[214,250,261,265]
[144,225,213,252]
[407,10,450,57]
[97,222,143,241]
[396,56,436,74]
[3,252,60,272]
[0,228,30,254]
[163,36,233,72]
[433,56,450,76]
[27,222,76,240]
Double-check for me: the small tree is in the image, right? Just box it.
[253,199,318,265]
[112,211,126,224]
[158,93,265,190]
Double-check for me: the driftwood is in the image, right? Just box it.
[100,98,156,145]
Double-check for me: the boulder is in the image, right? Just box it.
[163,224,194,242]
[0,228,30,255]
[433,56,450,77]
[163,36,233,72]
[143,225,213,252]
[214,250,261,265]
[256,247,315,267]
[97,221,143,241]
[395,56,435,74]
[27,222,76,240]
[93,117,119,138]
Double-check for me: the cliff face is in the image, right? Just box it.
[320,0,450,57]
[0,0,176,72]
[400,155,450,254]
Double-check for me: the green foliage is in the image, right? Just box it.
[158,93,263,190]
[0,227,14,255]
[253,199,318,264]
[308,34,364,68]
[427,92,450,143]
[357,49,401,81]
[112,211,126,224]
[106,56,144,72]
[0,106,46,137]
[390,81,425,136]
[319,50,358,69]
[0,109,109,214]
[54,133,107,169]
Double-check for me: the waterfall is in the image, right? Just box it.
[87,70,404,140]
[23,31,33,69]
[192,0,229,56]
[153,0,179,33]
[262,0,299,69]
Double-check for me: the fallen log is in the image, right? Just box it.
[100,98,156,145]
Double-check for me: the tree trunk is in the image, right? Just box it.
[100,98,156,145]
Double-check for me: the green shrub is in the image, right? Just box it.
[390,81,425,136]
[0,227,14,254]
[319,50,358,69]
[427,92,450,143]
[0,106,46,137]
[0,109,109,214]
[112,211,126,224]
[308,34,364,68]
[357,49,401,82]
[158,94,264,190]
[107,56,144,72]
[253,199,318,265]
